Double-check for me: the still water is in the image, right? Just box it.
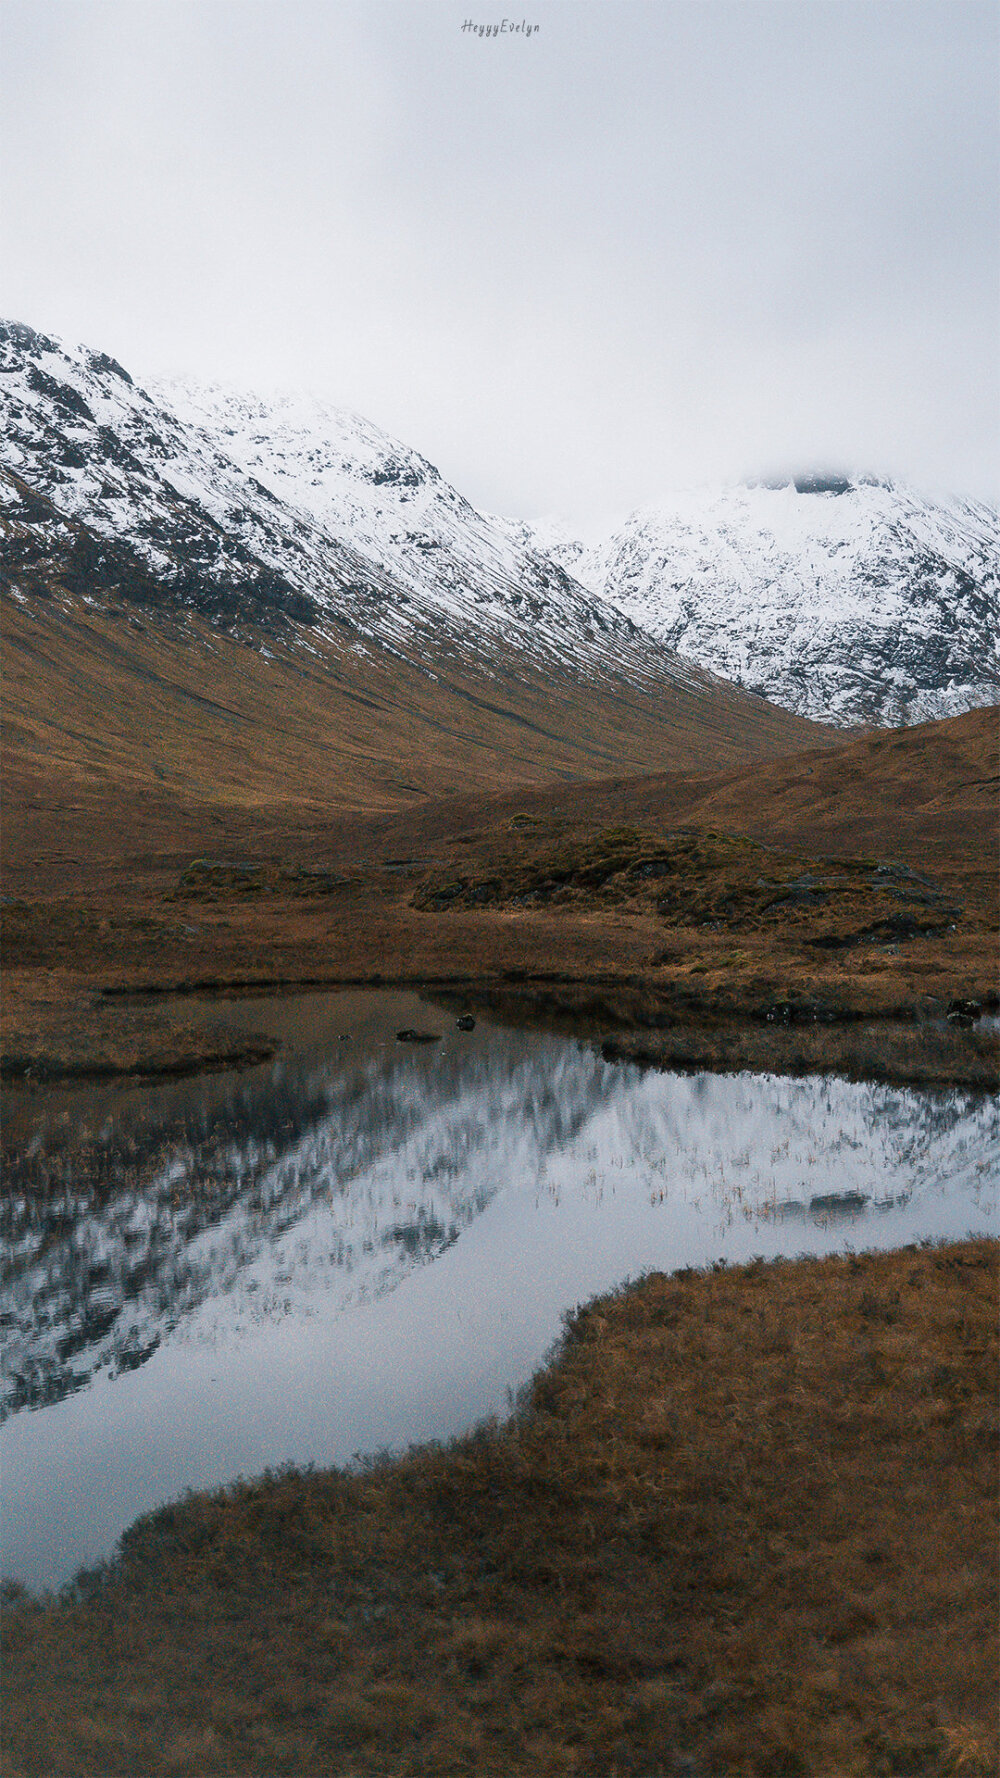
[2,989,997,1591]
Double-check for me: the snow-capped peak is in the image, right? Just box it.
[533,477,999,727]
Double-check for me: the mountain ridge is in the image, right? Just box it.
[0,320,703,692]
[531,479,999,728]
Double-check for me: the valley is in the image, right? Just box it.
[1,318,997,1778]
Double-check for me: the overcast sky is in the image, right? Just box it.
[2,0,997,529]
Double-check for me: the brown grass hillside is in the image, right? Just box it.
[1,589,835,890]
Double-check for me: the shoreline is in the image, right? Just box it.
[4,1237,996,1777]
[3,963,996,1090]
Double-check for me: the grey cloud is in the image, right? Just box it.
[1,0,995,529]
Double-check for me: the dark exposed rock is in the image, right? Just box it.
[26,363,95,424]
[792,474,854,495]
[948,998,985,1020]
[86,350,133,385]
[370,457,424,488]
[0,319,60,364]
[809,1190,869,1214]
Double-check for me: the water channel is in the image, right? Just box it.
[2,989,997,1591]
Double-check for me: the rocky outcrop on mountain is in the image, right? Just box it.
[541,480,999,728]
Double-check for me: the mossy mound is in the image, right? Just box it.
[413,824,961,948]
[172,860,351,900]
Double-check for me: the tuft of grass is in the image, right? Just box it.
[2,1240,996,1777]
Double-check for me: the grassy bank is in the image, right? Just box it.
[3,1239,996,1778]
[3,856,998,1089]
[4,761,998,1090]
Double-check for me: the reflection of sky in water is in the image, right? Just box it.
[2,989,997,1591]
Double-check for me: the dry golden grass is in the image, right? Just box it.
[4,681,996,1085]
[1,587,830,889]
[412,821,966,947]
[3,704,996,1088]
[3,1240,996,1777]
[4,784,996,1088]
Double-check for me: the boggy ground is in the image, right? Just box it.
[3,1239,996,1778]
[2,710,997,1775]
[3,708,997,1085]
[3,786,997,1085]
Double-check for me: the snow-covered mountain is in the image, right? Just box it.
[150,377,647,681]
[0,320,697,695]
[533,480,999,728]
[7,316,989,763]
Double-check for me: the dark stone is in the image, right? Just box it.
[792,474,853,495]
[11,485,53,524]
[456,1015,476,1032]
[761,999,841,1026]
[395,1029,442,1044]
[809,1191,869,1215]
[86,350,133,385]
[26,364,95,424]
[0,319,60,363]
[370,458,422,488]
[764,1002,794,1025]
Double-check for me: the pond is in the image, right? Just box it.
[2,989,997,1592]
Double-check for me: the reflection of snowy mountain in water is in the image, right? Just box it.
[1,1041,620,1417]
[601,1071,998,1224]
[3,1037,997,1420]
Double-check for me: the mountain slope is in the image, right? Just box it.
[0,323,835,870]
[0,318,692,688]
[540,480,999,728]
[148,376,656,685]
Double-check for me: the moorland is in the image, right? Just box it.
[2,1239,996,1778]
[1,571,997,1776]
[3,699,997,1089]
